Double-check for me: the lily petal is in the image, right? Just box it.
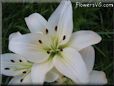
[89,70,107,85]
[47,0,73,45]
[69,31,102,51]
[9,33,50,63]
[9,32,22,41]
[53,47,89,84]
[79,46,95,73]
[1,53,30,76]
[31,61,53,84]
[25,13,47,33]
[8,73,32,85]
[45,68,60,82]
[0,74,2,83]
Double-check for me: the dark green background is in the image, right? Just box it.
[2,2,114,85]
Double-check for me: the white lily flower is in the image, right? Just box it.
[1,53,59,84]
[1,32,60,84]
[1,53,32,84]
[9,0,102,84]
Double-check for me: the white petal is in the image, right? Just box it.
[0,74,2,84]
[1,53,30,76]
[9,73,32,85]
[31,61,53,84]
[69,31,102,51]
[53,47,89,84]
[25,13,47,33]
[9,33,50,63]
[47,0,73,45]
[45,68,60,82]
[9,32,22,41]
[89,70,107,85]
[79,46,95,73]
[9,77,23,85]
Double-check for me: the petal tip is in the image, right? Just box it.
[100,71,108,84]
[9,32,22,41]
[24,13,39,21]
[89,31,102,44]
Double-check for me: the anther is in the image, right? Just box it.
[63,35,66,40]
[63,76,66,77]
[47,51,50,54]
[54,81,57,83]
[19,59,22,62]
[20,79,23,82]
[55,26,58,31]
[4,68,10,70]
[46,28,48,34]
[60,48,63,51]
[23,71,26,74]
[38,40,42,44]
[10,60,15,63]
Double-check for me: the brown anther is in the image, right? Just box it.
[60,48,63,51]
[5,68,10,70]
[23,71,27,74]
[10,60,15,63]
[20,79,23,82]
[63,76,66,77]
[19,59,22,62]
[55,26,58,31]
[47,51,50,54]
[63,35,66,40]
[38,40,42,44]
[46,28,48,34]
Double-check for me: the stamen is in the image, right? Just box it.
[4,68,10,70]
[55,26,58,31]
[60,48,63,51]
[19,59,22,62]
[27,60,31,63]
[54,81,57,83]
[63,76,66,77]
[38,40,42,44]
[10,60,15,63]
[20,79,23,82]
[46,28,48,34]
[47,51,50,54]
[23,71,27,74]
[63,35,66,40]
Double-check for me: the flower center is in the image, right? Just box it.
[45,36,63,58]
[13,61,32,74]
[43,27,68,59]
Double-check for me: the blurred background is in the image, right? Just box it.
[2,2,114,85]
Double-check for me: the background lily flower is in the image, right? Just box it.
[9,0,103,84]
[1,32,60,84]
[80,46,107,84]
[1,53,32,84]
[52,46,107,85]
[1,53,60,84]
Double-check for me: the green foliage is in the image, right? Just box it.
[2,2,113,85]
